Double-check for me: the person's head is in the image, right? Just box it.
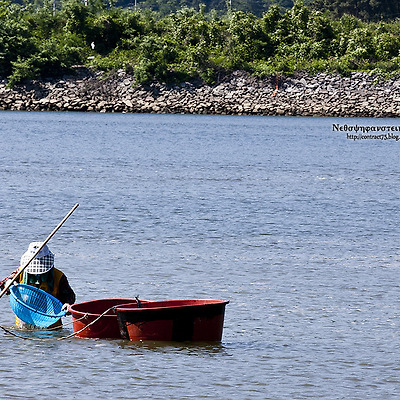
[20,242,54,275]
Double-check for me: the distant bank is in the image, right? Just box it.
[1,68,399,118]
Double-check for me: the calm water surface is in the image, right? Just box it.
[0,111,399,399]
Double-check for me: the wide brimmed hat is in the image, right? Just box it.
[20,242,54,275]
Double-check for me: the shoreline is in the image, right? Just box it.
[1,69,400,118]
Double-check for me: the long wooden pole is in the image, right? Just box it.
[0,203,79,299]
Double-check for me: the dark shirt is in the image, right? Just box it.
[58,274,76,304]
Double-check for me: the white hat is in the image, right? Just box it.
[20,242,54,275]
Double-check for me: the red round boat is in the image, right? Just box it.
[69,298,148,339]
[116,299,229,342]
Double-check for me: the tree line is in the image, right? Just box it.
[9,0,297,17]
[312,0,400,21]
[135,0,400,20]
[8,0,399,19]
[1,0,400,87]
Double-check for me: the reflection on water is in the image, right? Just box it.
[118,340,227,355]
[0,112,400,399]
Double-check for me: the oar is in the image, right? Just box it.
[0,203,79,299]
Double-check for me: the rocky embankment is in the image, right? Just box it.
[1,68,400,117]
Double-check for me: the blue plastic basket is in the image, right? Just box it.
[10,284,67,328]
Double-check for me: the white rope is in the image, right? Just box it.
[58,306,116,340]
[0,306,117,341]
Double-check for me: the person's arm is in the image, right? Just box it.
[0,269,18,294]
[58,274,76,305]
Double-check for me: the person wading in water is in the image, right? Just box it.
[1,242,76,329]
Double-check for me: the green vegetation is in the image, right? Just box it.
[311,0,400,21]
[113,0,296,17]
[1,0,400,87]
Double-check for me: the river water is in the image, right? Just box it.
[0,111,399,399]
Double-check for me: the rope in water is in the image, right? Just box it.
[0,306,117,341]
